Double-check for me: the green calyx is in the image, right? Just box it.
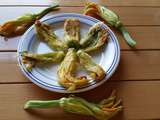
[59,97,94,116]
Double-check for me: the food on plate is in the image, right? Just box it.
[80,22,108,52]
[83,2,136,47]
[21,51,65,71]
[64,18,81,49]
[35,20,68,51]
[58,48,89,91]
[0,4,59,37]
[21,18,109,91]
[77,50,105,81]
[24,91,122,120]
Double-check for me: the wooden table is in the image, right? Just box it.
[0,0,160,120]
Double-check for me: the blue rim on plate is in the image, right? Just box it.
[17,13,120,93]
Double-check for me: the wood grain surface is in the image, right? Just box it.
[0,6,160,51]
[0,0,160,120]
[0,7,160,26]
[1,82,160,120]
[1,0,160,7]
[0,51,159,83]
[1,26,160,51]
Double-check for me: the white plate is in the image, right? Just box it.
[17,13,120,93]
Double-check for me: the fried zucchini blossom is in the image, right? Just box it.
[77,50,105,81]
[64,18,81,49]
[35,20,68,51]
[58,48,89,91]
[21,51,65,71]
[80,22,108,52]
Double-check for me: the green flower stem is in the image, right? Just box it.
[118,25,136,47]
[36,4,60,19]
[24,100,60,109]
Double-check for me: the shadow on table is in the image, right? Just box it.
[25,108,124,120]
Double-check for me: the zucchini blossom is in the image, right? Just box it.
[21,51,65,71]
[0,4,59,37]
[64,18,81,49]
[57,48,89,91]
[35,20,68,51]
[84,2,136,47]
[80,22,108,52]
[24,91,122,120]
[77,50,105,81]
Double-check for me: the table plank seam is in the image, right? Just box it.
[1,49,160,52]
[1,79,160,85]
[1,5,160,8]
